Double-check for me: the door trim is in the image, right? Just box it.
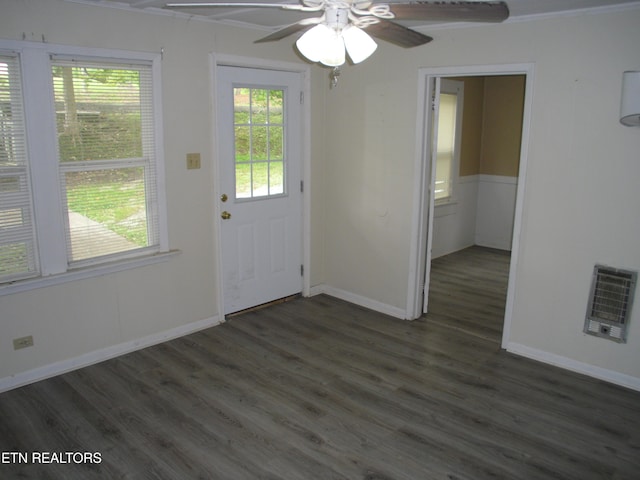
[210,54,311,319]
[406,63,535,351]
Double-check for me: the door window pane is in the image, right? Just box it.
[268,90,283,123]
[269,161,284,195]
[233,87,285,199]
[252,126,268,160]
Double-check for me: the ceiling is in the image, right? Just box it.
[66,0,640,31]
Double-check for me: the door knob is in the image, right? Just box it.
[220,193,228,202]
[221,211,231,220]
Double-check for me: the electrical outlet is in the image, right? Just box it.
[13,335,34,350]
[186,152,201,170]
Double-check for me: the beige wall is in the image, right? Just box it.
[456,75,524,178]
[457,76,484,177]
[481,75,525,177]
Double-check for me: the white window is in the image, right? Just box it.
[0,42,167,289]
[52,58,160,264]
[435,79,463,204]
[0,53,38,282]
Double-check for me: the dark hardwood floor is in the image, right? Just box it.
[1,247,639,479]
[428,246,511,343]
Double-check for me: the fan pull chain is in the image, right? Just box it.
[330,67,341,88]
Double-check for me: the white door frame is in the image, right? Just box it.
[210,54,311,319]
[406,63,535,350]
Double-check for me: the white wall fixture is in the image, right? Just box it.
[583,265,637,343]
[620,71,640,126]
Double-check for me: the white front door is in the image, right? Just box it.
[217,66,303,315]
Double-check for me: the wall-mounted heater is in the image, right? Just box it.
[584,265,637,343]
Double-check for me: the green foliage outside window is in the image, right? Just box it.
[53,66,149,247]
[233,88,285,197]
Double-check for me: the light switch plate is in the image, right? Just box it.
[186,152,201,169]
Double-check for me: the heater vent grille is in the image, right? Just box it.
[584,265,637,343]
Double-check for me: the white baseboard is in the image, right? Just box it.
[0,315,224,393]
[506,342,640,392]
[309,284,408,320]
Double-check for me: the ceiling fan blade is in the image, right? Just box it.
[363,19,433,48]
[389,1,509,23]
[254,17,322,43]
[166,2,303,8]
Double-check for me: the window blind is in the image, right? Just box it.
[435,92,457,201]
[51,59,159,264]
[0,54,39,282]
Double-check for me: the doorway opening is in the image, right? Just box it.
[406,64,534,350]
[431,74,524,343]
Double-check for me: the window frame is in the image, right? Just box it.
[0,52,40,283]
[51,57,160,266]
[0,40,171,296]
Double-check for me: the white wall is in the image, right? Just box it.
[320,7,640,387]
[475,174,518,250]
[431,175,478,258]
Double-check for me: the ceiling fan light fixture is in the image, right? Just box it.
[171,1,512,67]
[296,23,346,66]
[295,23,331,62]
[319,30,346,66]
[342,25,377,64]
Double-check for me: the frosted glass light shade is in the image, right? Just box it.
[296,24,332,63]
[320,31,346,67]
[296,24,345,66]
[620,71,640,127]
[343,25,377,64]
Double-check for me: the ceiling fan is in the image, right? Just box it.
[166,1,509,68]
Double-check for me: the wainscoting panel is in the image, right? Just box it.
[431,175,478,258]
[475,174,518,250]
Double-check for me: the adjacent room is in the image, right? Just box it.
[1,0,639,478]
